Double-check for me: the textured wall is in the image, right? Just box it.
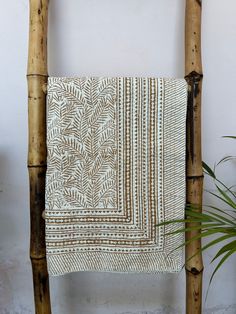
[0,0,236,313]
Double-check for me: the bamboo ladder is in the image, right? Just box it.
[27,0,203,313]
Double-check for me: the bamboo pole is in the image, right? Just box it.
[185,0,204,313]
[27,0,51,313]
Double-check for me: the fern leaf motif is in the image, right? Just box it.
[46,77,118,209]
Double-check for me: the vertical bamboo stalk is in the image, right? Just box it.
[185,0,204,313]
[27,0,51,313]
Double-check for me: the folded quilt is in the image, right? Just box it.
[45,77,187,276]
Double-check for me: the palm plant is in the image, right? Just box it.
[159,136,236,291]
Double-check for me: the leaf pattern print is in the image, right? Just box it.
[46,77,117,210]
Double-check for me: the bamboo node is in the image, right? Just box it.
[191,267,201,276]
[186,266,204,276]
[187,174,204,180]
[27,73,48,78]
[185,71,203,83]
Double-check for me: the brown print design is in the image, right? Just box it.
[46,77,118,210]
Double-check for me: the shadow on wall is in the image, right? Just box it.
[49,271,183,314]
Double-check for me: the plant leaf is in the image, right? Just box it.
[185,209,228,224]
[204,205,236,222]
[186,234,236,263]
[209,247,236,285]
[167,229,225,256]
[202,161,216,179]
[207,190,236,210]
[222,136,236,139]
[156,219,209,227]
[211,240,236,263]
[164,223,224,236]
[215,185,236,209]
[204,209,236,226]
[217,156,236,166]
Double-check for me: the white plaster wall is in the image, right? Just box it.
[0,0,236,313]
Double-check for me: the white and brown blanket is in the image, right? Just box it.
[45,77,187,276]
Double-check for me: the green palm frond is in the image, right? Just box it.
[157,136,236,294]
